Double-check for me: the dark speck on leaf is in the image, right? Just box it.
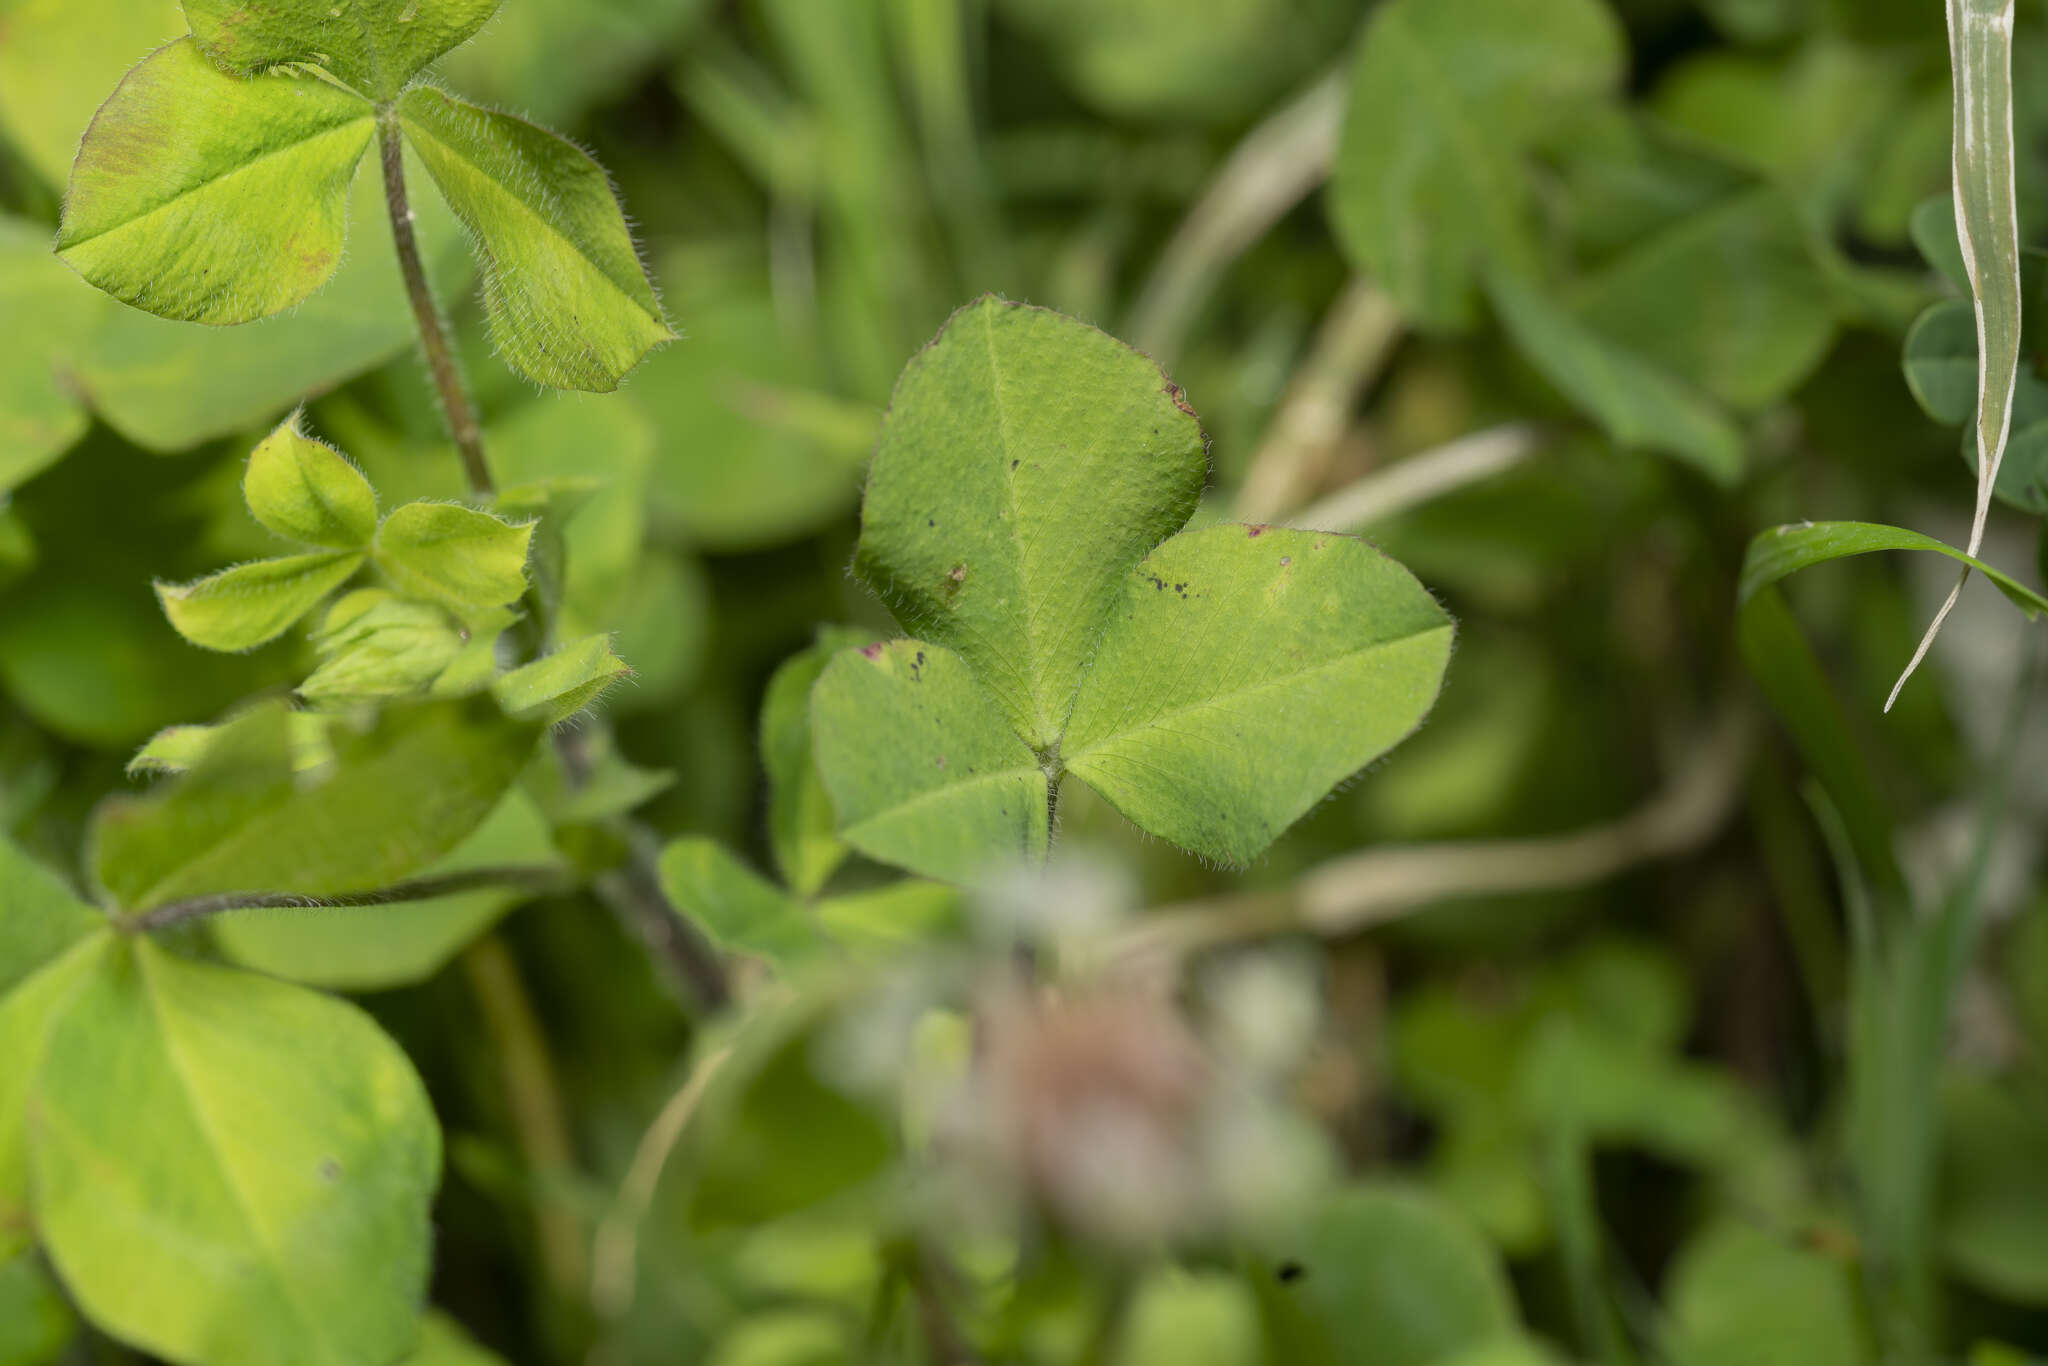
[1277,1262,1305,1284]
[861,643,884,660]
[319,1159,342,1183]
[1280,556,1291,567]
[1247,525,1266,538]
[928,518,936,527]
[1011,459,1019,470]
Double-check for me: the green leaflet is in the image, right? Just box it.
[1662,1223,1873,1366]
[812,641,1050,886]
[762,628,876,896]
[210,788,558,990]
[244,416,378,550]
[0,841,110,1258]
[57,40,374,325]
[1252,1185,1519,1366]
[184,0,501,101]
[656,837,962,970]
[492,634,630,724]
[129,711,335,778]
[0,940,107,1257]
[854,297,1208,749]
[371,501,533,622]
[0,216,102,492]
[1329,0,1625,331]
[1063,527,1455,867]
[1487,272,1747,485]
[0,838,106,994]
[396,87,674,391]
[1903,300,1980,426]
[31,938,439,1366]
[1568,185,1839,412]
[659,837,825,966]
[77,161,473,452]
[156,552,366,653]
[1739,520,2048,618]
[90,698,540,911]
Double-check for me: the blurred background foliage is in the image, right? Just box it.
[3,0,2048,1362]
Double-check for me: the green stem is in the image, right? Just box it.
[123,865,570,935]
[375,107,493,496]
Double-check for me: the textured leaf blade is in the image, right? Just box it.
[244,415,378,549]
[0,933,110,1258]
[157,551,365,653]
[90,698,540,911]
[1329,0,1624,331]
[184,0,502,101]
[1063,526,1454,866]
[0,837,106,994]
[762,627,876,896]
[32,939,439,1366]
[1739,520,2048,618]
[856,297,1208,749]
[372,502,532,622]
[658,837,823,968]
[1488,272,1746,484]
[396,87,672,391]
[57,40,374,325]
[811,640,1049,885]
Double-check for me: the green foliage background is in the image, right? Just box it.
[2,0,2048,1363]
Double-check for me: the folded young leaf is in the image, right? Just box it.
[30,939,439,1366]
[397,87,673,391]
[58,40,375,325]
[493,634,630,724]
[372,501,533,621]
[855,298,1208,749]
[658,837,824,968]
[90,698,540,911]
[156,551,366,652]
[244,415,378,549]
[761,627,877,897]
[1063,526,1455,866]
[1330,0,1624,331]
[128,711,335,778]
[1487,272,1746,485]
[300,592,467,708]
[811,640,1050,886]
[185,0,502,101]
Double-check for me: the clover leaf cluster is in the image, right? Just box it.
[55,0,672,391]
[807,297,1456,883]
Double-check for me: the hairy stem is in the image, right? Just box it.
[376,112,732,1016]
[376,107,493,496]
[124,865,571,935]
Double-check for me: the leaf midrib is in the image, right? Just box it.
[1063,621,1454,765]
[845,763,1045,831]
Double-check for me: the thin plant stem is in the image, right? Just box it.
[462,934,589,1300]
[375,108,731,1015]
[123,865,571,935]
[375,108,493,496]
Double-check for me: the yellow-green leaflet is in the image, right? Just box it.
[58,40,374,325]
